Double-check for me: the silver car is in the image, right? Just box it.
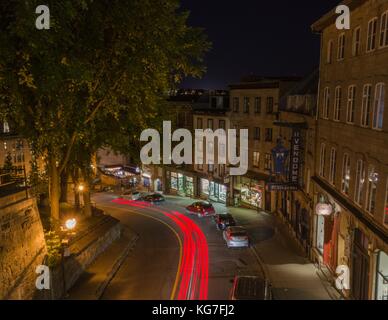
[223,226,249,248]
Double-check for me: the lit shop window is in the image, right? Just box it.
[170,172,178,190]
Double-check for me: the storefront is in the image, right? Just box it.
[233,175,266,209]
[168,171,194,197]
[375,250,388,300]
[200,178,227,204]
[314,193,339,272]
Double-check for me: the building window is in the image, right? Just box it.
[197,118,203,129]
[384,178,388,226]
[243,97,250,113]
[341,153,351,195]
[379,11,388,48]
[219,120,226,130]
[337,33,345,60]
[208,164,214,173]
[373,83,385,130]
[219,164,225,177]
[233,97,239,112]
[207,119,214,130]
[264,153,272,171]
[353,27,361,56]
[254,97,261,114]
[254,127,260,140]
[3,121,10,133]
[355,159,365,206]
[197,164,203,171]
[334,86,342,121]
[361,84,372,127]
[266,97,274,113]
[367,18,378,52]
[264,128,272,142]
[323,87,330,119]
[366,166,378,215]
[319,143,326,177]
[253,152,260,168]
[329,148,337,185]
[327,40,333,63]
[346,85,356,123]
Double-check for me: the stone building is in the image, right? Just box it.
[312,0,388,300]
[0,121,43,178]
[275,70,319,257]
[227,76,300,212]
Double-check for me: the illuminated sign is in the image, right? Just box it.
[289,129,301,185]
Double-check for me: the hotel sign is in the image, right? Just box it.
[289,129,301,185]
[267,183,298,191]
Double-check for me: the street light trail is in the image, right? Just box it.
[111,198,209,300]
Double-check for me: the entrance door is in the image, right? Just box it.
[265,190,271,212]
[351,229,370,300]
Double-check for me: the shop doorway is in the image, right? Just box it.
[351,229,370,300]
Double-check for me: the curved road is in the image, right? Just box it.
[97,202,181,300]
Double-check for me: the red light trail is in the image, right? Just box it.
[111,198,209,300]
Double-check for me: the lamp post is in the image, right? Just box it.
[61,218,77,298]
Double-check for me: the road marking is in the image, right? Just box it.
[97,204,183,301]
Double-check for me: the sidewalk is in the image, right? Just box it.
[227,206,336,300]
[67,227,139,300]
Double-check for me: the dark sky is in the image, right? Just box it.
[180,0,340,89]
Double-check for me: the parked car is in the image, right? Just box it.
[185,201,215,217]
[214,214,236,230]
[142,193,165,203]
[230,276,272,300]
[120,191,141,200]
[223,226,249,248]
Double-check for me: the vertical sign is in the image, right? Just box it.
[289,129,301,185]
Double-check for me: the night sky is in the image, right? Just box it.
[181,0,340,89]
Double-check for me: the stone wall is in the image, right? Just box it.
[0,197,47,300]
[39,215,121,300]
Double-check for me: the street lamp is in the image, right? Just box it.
[78,184,85,192]
[65,218,77,231]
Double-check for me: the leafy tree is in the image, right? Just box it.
[0,0,210,220]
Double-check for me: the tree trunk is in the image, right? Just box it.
[82,169,92,217]
[49,154,60,221]
[71,169,80,209]
[60,169,68,203]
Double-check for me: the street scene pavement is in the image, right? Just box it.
[68,192,333,300]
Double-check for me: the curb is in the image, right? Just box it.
[95,228,140,299]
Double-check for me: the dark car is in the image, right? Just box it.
[142,193,165,203]
[214,214,236,230]
[230,276,272,300]
[185,201,215,217]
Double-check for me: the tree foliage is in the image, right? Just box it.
[0,0,210,218]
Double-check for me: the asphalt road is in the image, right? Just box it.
[92,192,264,300]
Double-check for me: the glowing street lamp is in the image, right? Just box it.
[65,218,77,230]
[78,184,85,192]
